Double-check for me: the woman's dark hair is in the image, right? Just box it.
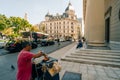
[82,37,86,41]
[22,41,31,48]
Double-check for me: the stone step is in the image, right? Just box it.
[66,55,120,63]
[61,48,120,67]
[75,51,120,56]
[76,49,120,53]
[71,53,120,59]
[71,53,120,58]
[61,57,120,67]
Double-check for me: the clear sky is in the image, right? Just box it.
[0,0,83,25]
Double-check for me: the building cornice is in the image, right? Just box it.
[43,18,78,23]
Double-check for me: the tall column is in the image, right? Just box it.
[85,0,105,46]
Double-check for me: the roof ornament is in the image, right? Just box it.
[65,1,74,12]
[45,11,50,17]
[69,0,72,6]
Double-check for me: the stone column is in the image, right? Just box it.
[84,0,105,46]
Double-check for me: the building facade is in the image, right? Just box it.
[83,0,120,50]
[43,2,82,41]
[105,0,120,50]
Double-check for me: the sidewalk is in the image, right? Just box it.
[48,42,120,80]
[48,42,76,60]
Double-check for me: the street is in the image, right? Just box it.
[0,41,72,55]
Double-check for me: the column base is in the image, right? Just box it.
[87,41,106,46]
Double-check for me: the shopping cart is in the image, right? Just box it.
[32,56,61,80]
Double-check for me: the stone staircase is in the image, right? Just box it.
[61,49,120,67]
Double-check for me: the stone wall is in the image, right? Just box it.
[110,0,120,42]
[105,0,120,49]
[109,41,120,50]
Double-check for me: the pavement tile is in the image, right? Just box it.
[79,64,88,74]
[87,65,96,73]
[87,73,97,80]
[71,62,80,72]
[87,65,97,80]
[65,62,74,71]
[103,67,119,79]
[82,73,88,80]
[110,67,120,78]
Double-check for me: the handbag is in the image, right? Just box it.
[48,61,62,76]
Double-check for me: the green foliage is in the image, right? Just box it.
[0,14,9,31]
[39,23,45,32]
[0,14,32,37]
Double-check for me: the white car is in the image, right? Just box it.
[0,39,7,48]
[59,38,66,42]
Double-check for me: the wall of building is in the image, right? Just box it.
[44,19,81,40]
[105,0,120,50]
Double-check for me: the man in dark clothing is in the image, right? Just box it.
[57,38,60,46]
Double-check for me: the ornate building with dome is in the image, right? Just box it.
[42,2,82,41]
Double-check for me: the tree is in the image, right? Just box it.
[9,16,32,36]
[1,27,14,37]
[30,25,39,32]
[0,14,10,31]
[39,23,45,32]
[20,19,32,31]
[0,14,32,38]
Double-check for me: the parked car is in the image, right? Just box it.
[31,41,38,49]
[59,37,66,42]
[4,40,38,53]
[40,39,55,46]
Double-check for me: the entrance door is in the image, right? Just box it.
[105,18,110,43]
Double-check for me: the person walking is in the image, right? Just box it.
[57,38,60,46]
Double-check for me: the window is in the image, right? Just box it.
[54,23,56,26]
[59,26,61,29]
[50,26,51,29]
[63,30,65,33]
[71,22,73,25]
[71,30,74,33]
[67,22,69,24]
[63,21,65,24]
[71,26,73,29]
[71,16,74,19]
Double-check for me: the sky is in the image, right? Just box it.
[0,0,83,25]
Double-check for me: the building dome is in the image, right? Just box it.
[65,2,75,11]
